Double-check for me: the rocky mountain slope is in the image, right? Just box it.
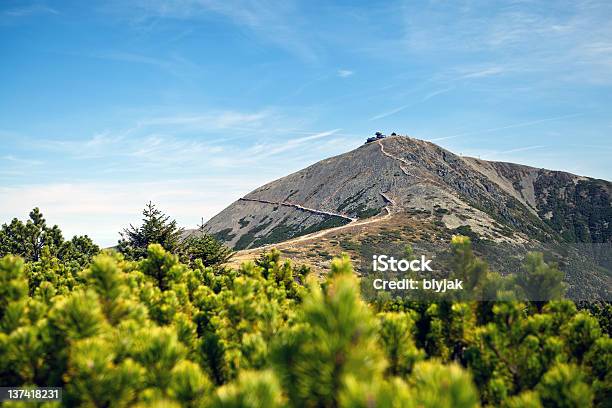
[204,136,610,248]
[202,135,611,299]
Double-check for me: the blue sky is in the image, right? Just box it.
[1,0,611,246]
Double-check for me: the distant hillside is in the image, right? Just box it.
[201,135,611,300]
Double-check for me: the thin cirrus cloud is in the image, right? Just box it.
[496,145,546,155]
[429,113,585,142]
[2,155,43,166]
[459,66,507,79]
[7,109,348,178]
[2,4,58,17]
[136,110,272,130]
[245,129,342,158]
[369,104,412,121]
[369,87,454,121]
[30,109,274,159]
[400,0,612,84]
[92,51,197,74]
[109,0,319,62]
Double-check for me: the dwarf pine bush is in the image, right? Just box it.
[0,233,608,407]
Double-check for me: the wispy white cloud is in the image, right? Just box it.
[21,106,349,179]
[2,4,58,17]
[2,155,43,166]
[496,145,545,155]
[39,131,130,159]
[137,110,272,130]
[369,104,412,121]
[337,69,354,78]
[369,87,453,121]
[108,0,318,62]
[246,129,342,158]
[35,108,274,161]
[429,113,585,142]
[460,66,506,79]
[94,51,175,68]
[89,51,200,79]
[397,0,612,84]
[428,135,458,142]
[423,87,453,100]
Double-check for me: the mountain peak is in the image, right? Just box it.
[203,135,611,254]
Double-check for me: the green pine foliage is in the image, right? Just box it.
[378,312,424,377]
[118,202,185,260]
[517,252,568,304]
[118,203,234,270]
[0,220,609,407]
[0,208,99,264]
[184,231,234,269]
